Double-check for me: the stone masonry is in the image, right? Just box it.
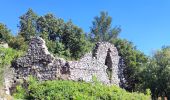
[11,37,120,91]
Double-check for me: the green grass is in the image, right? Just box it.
[13,77,150,100]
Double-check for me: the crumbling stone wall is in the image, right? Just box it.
[118,57,127,88]
[92,42,120,85]
[68,52,110,84]
[11,37,120,88]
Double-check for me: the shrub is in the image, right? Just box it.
[0,47,23,87]
[13,79,150,100]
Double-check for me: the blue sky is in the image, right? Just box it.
[0,0,170,55]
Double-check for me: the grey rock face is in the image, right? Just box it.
[92,42,120,85]
[11,37,120,87]
[118,57,127,89]
[13,37,54,68]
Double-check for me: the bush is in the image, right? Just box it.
[13,78,150,100]
[0,47,23,87]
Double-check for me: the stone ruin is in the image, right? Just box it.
[8,36,122,93]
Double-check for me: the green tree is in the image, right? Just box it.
[0,23,12,43]
[112,39,148,92]
[36,14,70,58]
[37,14,91,59]
[36,14,65,41]
[8,35,27,51]
[90,11,121,42]
[18,9,38,41]
[0,9,92,59]
[141,46,170,99]
[62,21,92,59]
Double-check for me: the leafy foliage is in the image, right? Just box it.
[0,47,23,86]
[13,78,150,100]
[90,11,121,42]
[18,8,38,42]
[8,35,28,51]
[0,23,12,43]
[61,21,92,59]
[140,46,170,99]
[112,39,148,92]
[17,9,92,59]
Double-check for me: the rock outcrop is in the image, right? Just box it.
[11,37,120,91]
[0,42,8,48]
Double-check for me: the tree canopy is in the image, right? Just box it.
[112,39,148,92]
[15,9,92,59]
[90,11,121,42]
[140,46,170,99]
[0,23,11,43]
[19,9,38,42]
